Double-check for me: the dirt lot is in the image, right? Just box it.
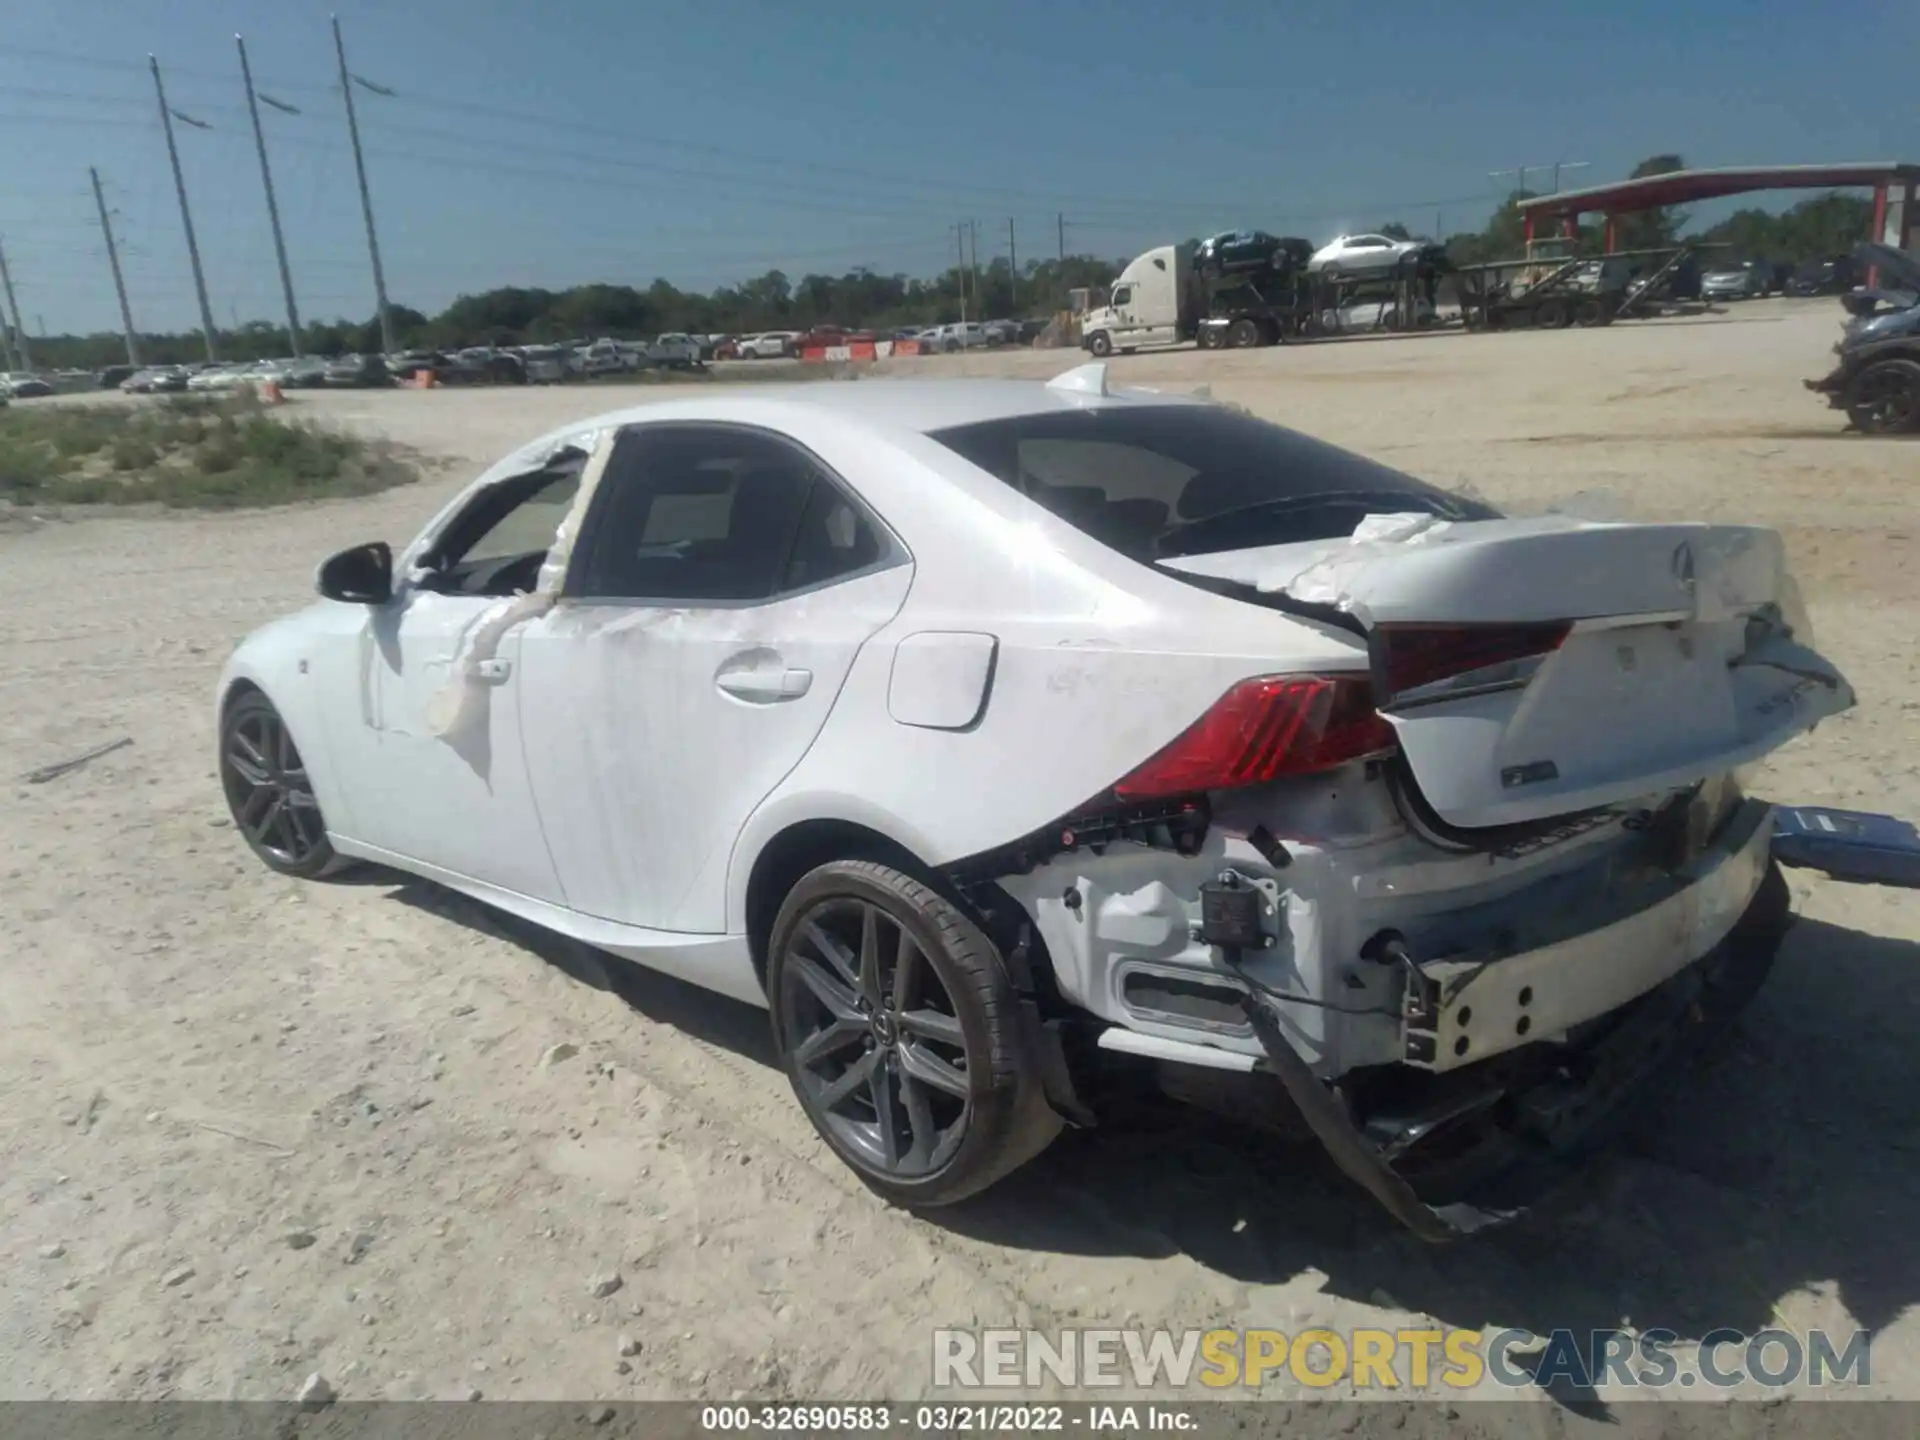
[3,300,1917,1423]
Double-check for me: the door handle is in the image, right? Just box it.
[716,666,812,703]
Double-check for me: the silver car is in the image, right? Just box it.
[1702,261,1771,301]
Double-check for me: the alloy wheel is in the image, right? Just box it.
[222,706,326,866]
[778,896,972,1177]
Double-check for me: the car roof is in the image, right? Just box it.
[558,374,1209,439]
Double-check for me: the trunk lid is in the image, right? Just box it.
[1162,514,1855,829]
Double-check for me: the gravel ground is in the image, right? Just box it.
[2,299,1916,1429]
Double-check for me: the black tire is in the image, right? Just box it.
[1195,325,1219,350]
[767,860,1057,1207]
[219,690,342,879]
[1086,330,1113,358]
[1574,299,1612,328]
[1534,298,1573,329]
[1227,317,1262,349]
[1843,358,1920,435]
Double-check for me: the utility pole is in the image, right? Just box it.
[332,16,394,355]
[954,223,968,322]
[1007,218,1017,315]
[1552,160,1590,194]
[967,221,980,316]
[90,168,141,366]
[151,57,217,361]
[236,34,302,355]
[0,238,31,371]
[1057,212,1066,262]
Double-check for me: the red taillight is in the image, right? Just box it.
[1112,675,1397,801]
[1375,623,1571,700]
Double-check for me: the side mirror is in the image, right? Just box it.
[316,541,393,605]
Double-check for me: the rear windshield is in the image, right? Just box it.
[927,405,1496,563]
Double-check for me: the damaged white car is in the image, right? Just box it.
[217,363,1853,1235]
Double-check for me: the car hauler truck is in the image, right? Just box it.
[1081,233,1444,356]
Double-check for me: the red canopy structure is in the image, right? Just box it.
[1516,163,1920,254]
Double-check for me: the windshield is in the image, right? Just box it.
[926,404,1497,564]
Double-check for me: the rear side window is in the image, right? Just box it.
[572,424,887,602]
[926,405,1496,564]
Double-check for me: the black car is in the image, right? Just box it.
[322,353,392,388]
[1787,255,1858,297]
[99,364,138,390]
[1804,244,1920,434]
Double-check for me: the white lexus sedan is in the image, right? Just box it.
[218,363,1852,1235]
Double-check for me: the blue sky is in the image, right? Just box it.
[2,0,1914,336]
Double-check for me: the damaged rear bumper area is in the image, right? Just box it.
[1243,801,1790,1240]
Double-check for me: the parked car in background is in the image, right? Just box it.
[187,363,249,393]
[650,333,704,368]
[1,373,53,398]
[738,331,801,359]
[98,364,138,390]
[921,322,989,353]
[983,319,1023,345]
[517,346,572,384]
[1787,254,1859,297]
[283,358,332,388]
[122,365,191,394]
[323,353,392,388]
[712,337,744,360]
[1308,233,1427,279]
[1701,260,1772,301]
[1806,244,1920,435]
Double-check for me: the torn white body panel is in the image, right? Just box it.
[516,566,913,934]
[1162,516,1852,829]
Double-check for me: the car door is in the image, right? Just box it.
[320,458,585,902]
[514,422,912,934]
[1108,285,1139,347]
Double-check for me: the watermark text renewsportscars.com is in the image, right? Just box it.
[933,1326,1872,1392]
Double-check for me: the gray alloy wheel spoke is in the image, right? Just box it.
[269,803,302,855]
[802,920,860,990]
[226,746,270,787]
[813,1048,880,1112]
[857,903,883,1007]
[794,1018,867,1069]
[899,1039,970,1098]
[252,794,287,847]
[890,926,921,1011]
[869,1060,903,1168]
[238,784,277,830]
[230,727,268,771]
[899,1067,938,1165]
[789,952,864,1023]
[284,787,321,811]
[898,1007,963,1048]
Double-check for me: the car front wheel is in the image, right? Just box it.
[220,690,342,878]
[1844,358,1920,435]
[768,860,1058,1207]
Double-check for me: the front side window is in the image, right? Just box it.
[571,425,887,602]
[927,405,1496,565]
[418,448,588,597]
[1111,285,1134,306]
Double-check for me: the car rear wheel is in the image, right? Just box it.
[768,860,1057,1207]
[220,690,341,878]
[1844,358,1920,435]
